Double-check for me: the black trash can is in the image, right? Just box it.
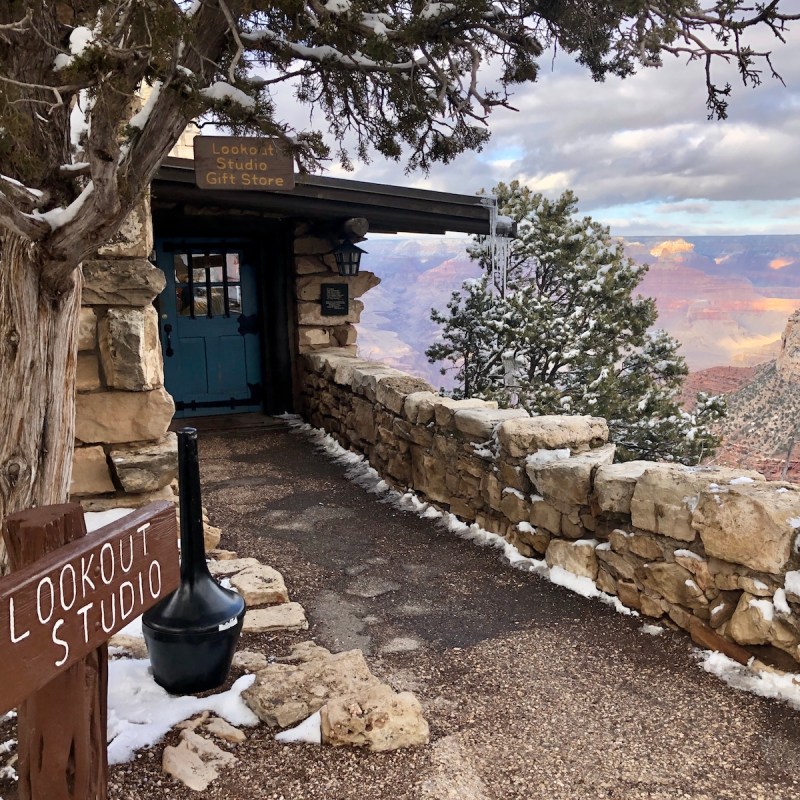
[143,427,246,694]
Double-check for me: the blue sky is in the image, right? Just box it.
[314,27,800,238]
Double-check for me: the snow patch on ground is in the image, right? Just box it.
[641,624,664,636]
[699,652,800,711]
[107,660,258,764]
[84,507,134,533]
[274,711,322,745]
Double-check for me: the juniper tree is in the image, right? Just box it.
[0,2,790,523]
[427,184,725,464]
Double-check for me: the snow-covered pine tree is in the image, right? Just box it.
[427,183,725,464]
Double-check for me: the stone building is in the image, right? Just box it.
[70,142,497,511]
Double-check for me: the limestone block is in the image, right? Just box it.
[162,729,235,792]
[351,364,406,401]
[693,483,800,575]
[448,498,475,520]
[393,418,433,448]
[609,529,633,553]
[482,472,503,511]
[294,235,334,255]
[596,566,617,595]
[321,684,430,752]
[349,397,378,444]
[708,591,740,628]
[242,603,308,634]
[530,499,561,535]
[498,461,527,493]
[232,650,269,673]
[453,407,530,442]
[82,258,165,306]
[78,483,176,511]
[99,305,163,390]
[302,349,358,382]
[296,272,380,301]
[594,461,651,515]
[242,645,380,728]
[727,592,774,645]
[298,327,332,350]
[636,562,708,609]
[526,444,615,513]
[616,581,642,611]
[76,388,175,444]
[410,450,448,503]
[630,465,765,544]
[230,565,289,606]
[628,532,669,561]
[109,433,177,493]
[674,552,715,593]
[208,557,261,576]
[496,415,608,459]
[402,392,438,425]
[76,353,101,391]
[376,374,435,415]
[500,490,530,524]
[295,255,329,275]
[97,194,152,259]
[332,325,358,347]
[433,397,498,430]
[516,525,550,555]
[78,308,97,351]
[205,717,247,744]
[297,300,363,326]
[640,594,664,619]
[545,539,598,580]
[70,446,115,496]
[595,548,637,582]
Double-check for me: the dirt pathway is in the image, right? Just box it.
[110,424,800,800]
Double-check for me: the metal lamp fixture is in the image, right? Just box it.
[333,237,367,277]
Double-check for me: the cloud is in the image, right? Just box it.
[258,27,800,236]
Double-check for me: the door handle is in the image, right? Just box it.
[164,323,174,358]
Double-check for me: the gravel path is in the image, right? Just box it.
[104,423,800,800]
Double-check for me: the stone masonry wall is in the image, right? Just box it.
[71,195,178,511]
[301,347,800,668]
[292,225,379,354]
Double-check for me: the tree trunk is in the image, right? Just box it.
[0,233,81,569]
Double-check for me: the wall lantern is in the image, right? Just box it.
[333,237,367,277]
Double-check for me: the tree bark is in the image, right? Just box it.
[0,233,81,569]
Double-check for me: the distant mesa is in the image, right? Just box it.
[648,238,695,259]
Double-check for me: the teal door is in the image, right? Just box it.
[155,240,263,418]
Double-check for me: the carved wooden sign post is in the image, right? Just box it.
[1,500,179,800]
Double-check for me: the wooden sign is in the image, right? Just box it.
[0,501,179,715]
[194,136,295,191]
[320,283,349,316]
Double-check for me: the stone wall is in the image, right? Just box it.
[301,347,800,667]
[292,225,379,354]
[71,196,178,511]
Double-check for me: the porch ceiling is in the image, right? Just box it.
[153,157,493,236]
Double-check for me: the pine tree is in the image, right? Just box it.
[427,183,725,464]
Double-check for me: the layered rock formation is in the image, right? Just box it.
[708,310,800,481]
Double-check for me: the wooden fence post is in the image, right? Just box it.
[3,503,107,800]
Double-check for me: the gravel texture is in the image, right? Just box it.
[4,422,800,799]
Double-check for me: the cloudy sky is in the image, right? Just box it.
[305,25,800,238]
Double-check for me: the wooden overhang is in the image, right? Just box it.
[153,157,493,236]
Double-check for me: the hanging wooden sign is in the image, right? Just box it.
[194,136,295,191]
[0,501,179,715]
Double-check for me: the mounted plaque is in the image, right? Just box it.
[321,283,349,316]
[194,136,295,191]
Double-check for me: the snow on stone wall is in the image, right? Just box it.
[301,347,800,666]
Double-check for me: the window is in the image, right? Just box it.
[174,252,243,318]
